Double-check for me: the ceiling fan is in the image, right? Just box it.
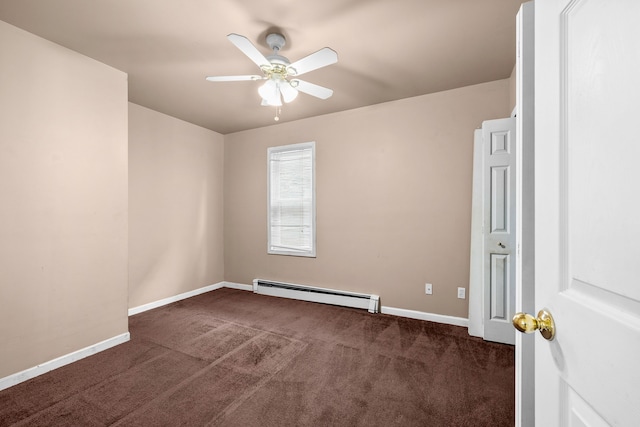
[206,33,338,120]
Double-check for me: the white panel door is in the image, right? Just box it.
[482,118,516,345]
[532,1,640,425]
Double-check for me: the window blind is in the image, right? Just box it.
[268,142,316,257]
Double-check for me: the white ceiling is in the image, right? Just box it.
[0,0,526,134]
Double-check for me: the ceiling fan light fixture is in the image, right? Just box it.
[258,79,282,106]
[280,81,298,103]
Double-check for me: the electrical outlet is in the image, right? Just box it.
[457,287,466,299]
[425,283,433,295]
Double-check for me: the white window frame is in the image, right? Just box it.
[267,141,316,257]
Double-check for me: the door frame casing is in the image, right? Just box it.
[515,2,535,426]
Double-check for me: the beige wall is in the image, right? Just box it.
[128,103,225,308]
[0,21,128,377]
[224,79,511,318]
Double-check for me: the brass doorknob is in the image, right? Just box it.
[512,309,556,341]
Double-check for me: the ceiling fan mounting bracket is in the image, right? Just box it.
[266,33,286,52]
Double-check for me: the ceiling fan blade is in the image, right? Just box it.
[287,48,338,76]
[206,75,262,82]
[227,33,271,69]
[291,79,334,100]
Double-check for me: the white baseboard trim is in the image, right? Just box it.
[126,282,468,330]
[128,282,226,316]
[0,332,130,392]
[225,283,467,327]
[222,281,253,291]
[381,306,469,328]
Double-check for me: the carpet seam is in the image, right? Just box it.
[8,344,175,427]
[204,339,308,426]
[9,322,238,426]
[110,330,300,426]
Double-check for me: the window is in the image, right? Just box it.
[268,141,316,257]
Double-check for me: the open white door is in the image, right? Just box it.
[527,1,640,425]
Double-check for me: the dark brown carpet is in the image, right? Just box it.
[0,288,514,426]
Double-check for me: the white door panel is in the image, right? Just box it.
[483,118,516,345]
[533,1,640,425]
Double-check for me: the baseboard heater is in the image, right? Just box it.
[253,279,379,313]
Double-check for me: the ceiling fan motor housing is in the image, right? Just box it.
[266,54,290,65]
